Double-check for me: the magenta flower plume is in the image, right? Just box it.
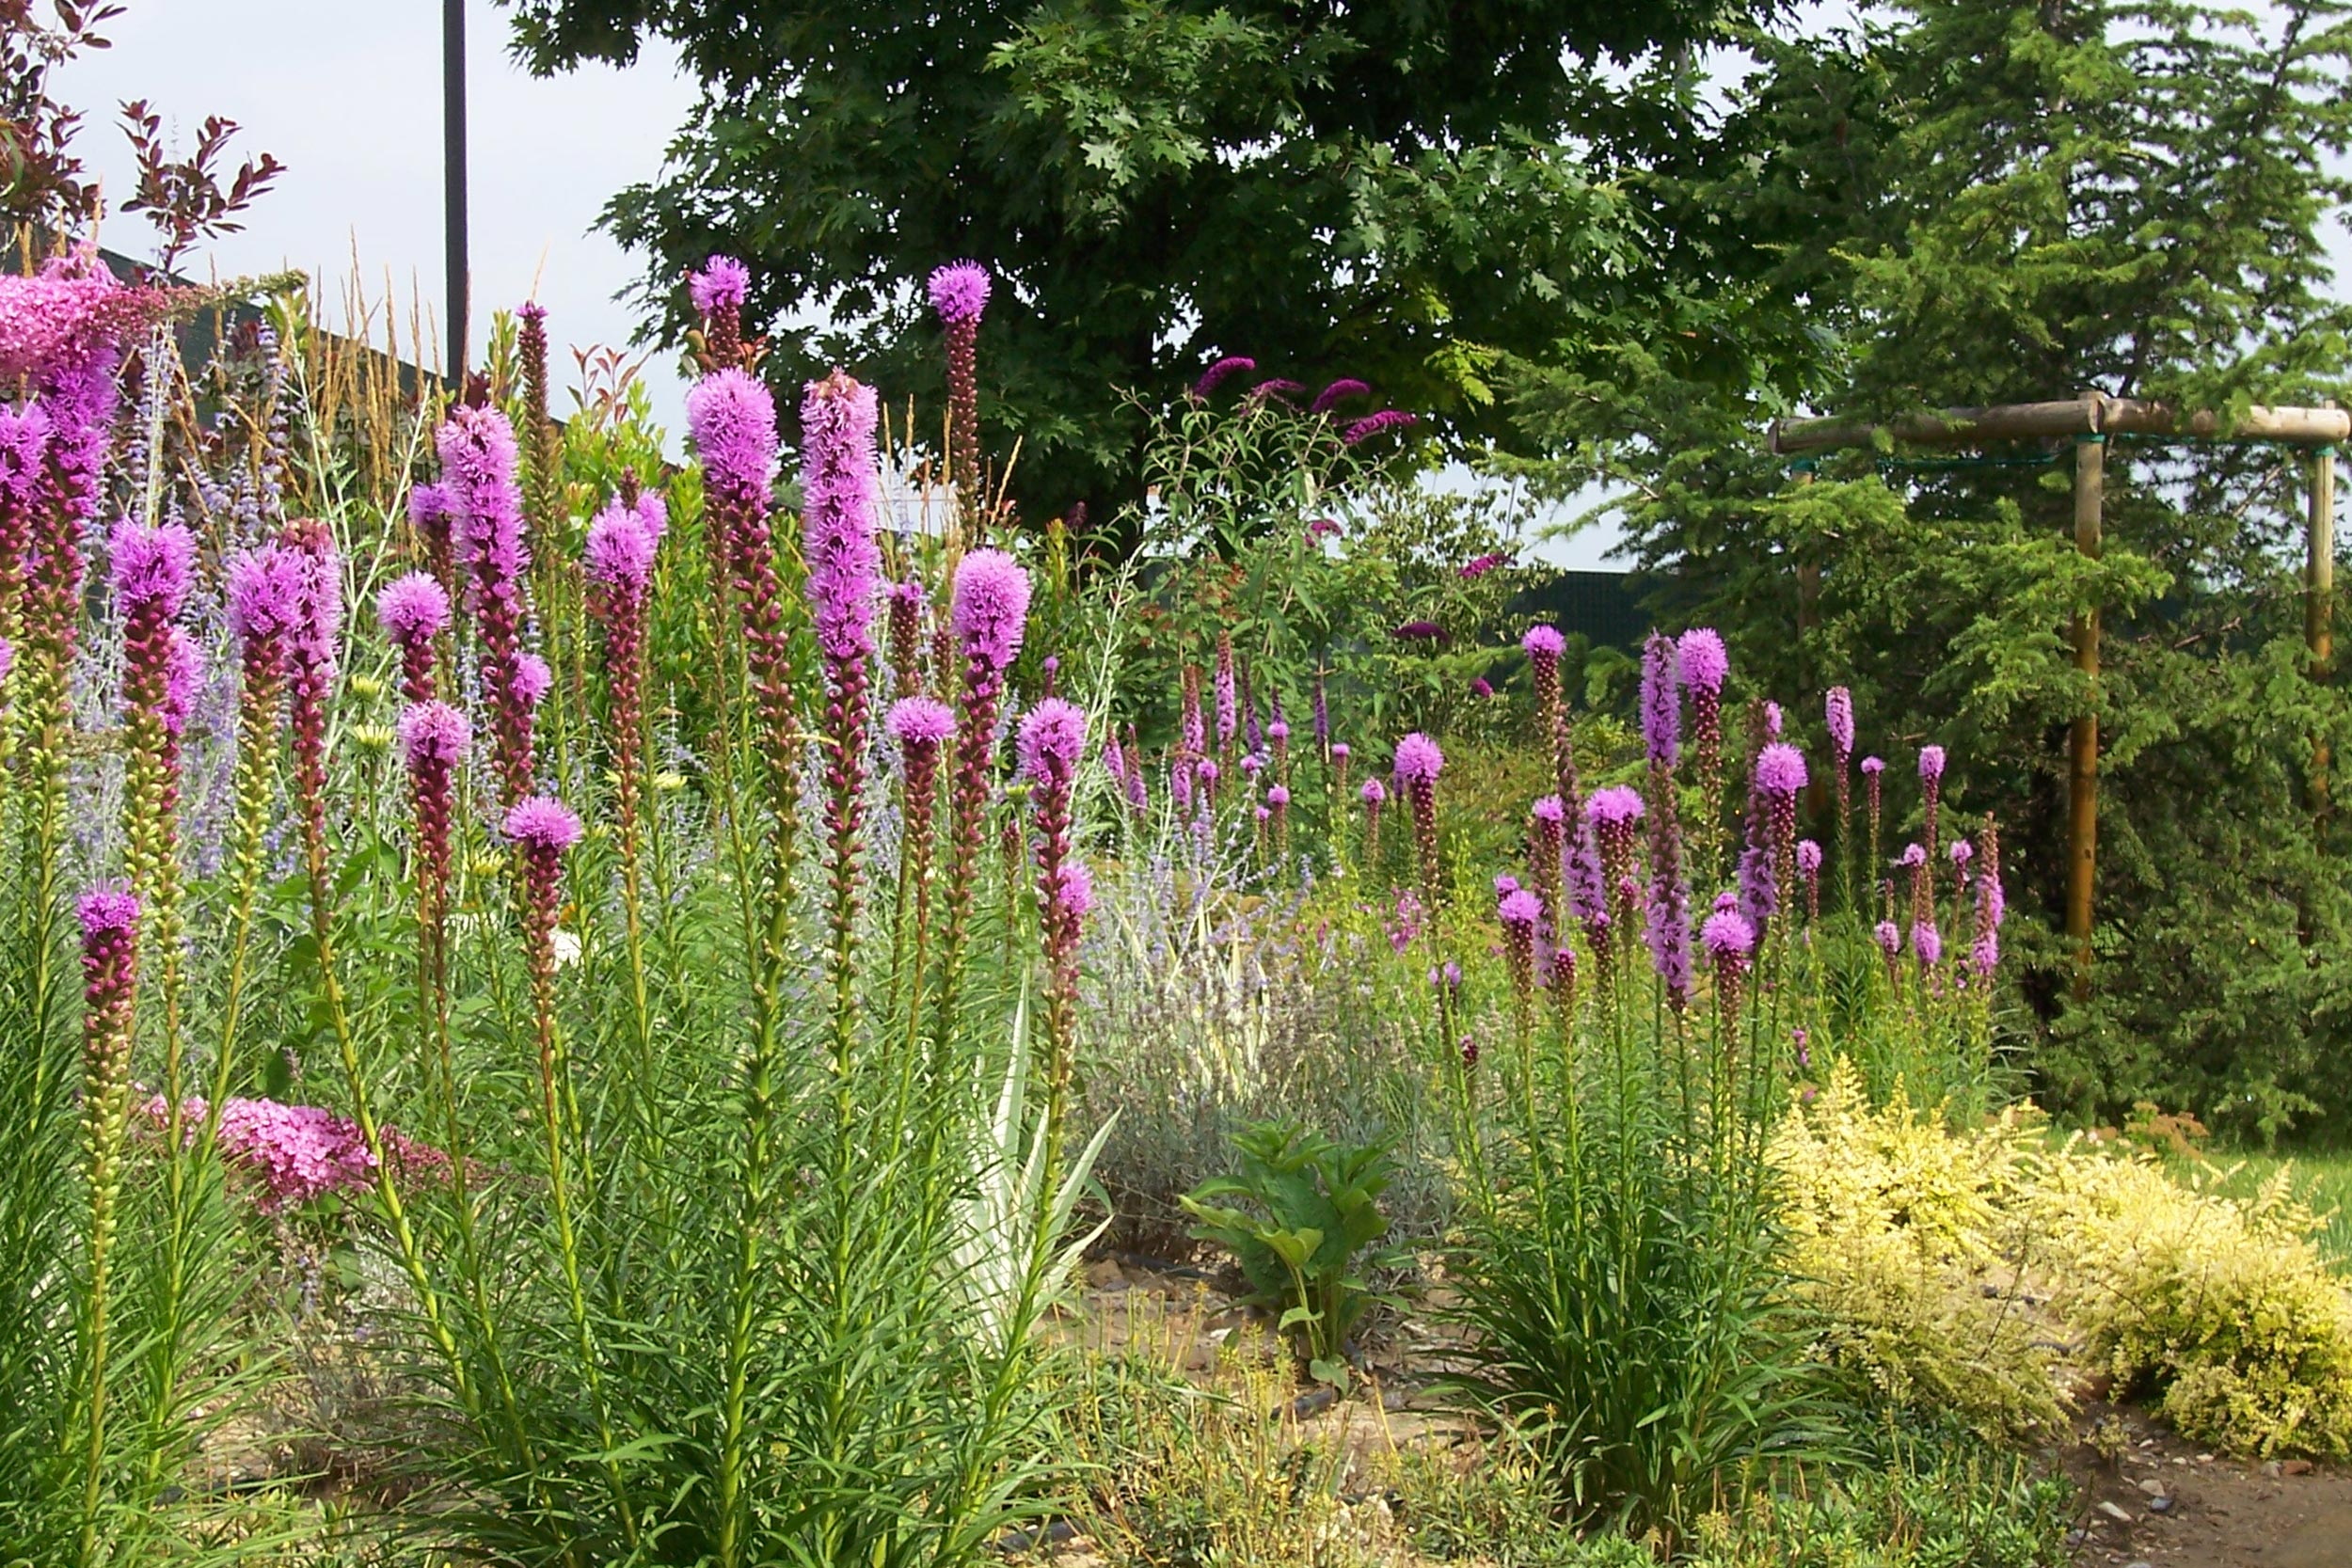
[1213,633,1239,751]
[1918,743,1947,863]
[161,628,199,740]
[109,519,195,615]
[1020,696,1092,1120]
[928,261,992,325]
[408,482,457,594]
[1703,907,1756,1024]
[889,694,956,937]
[1861,755,1884,776]
[78,885,140,941]
[1912,921,1942,971]
[1825,687,1854,755]
[508,656,548,716]
[0,403,51,647]
[1392,733,1445,901]
[1973,816,2006,979]
[1918,745,1946,782]
[1017,698,1089,789]
[950,548,1031,674]
[505,794,582,853]
[1677,628,1728,695]
[801,369,883,663]
[1309,378,1371,416]
[886,578,927,694]
[888,695,956,749]
[584,503,659,594]
[1756,742,1806,798]
[1393,732,1444,787]
[437,404,539,800]
[1797,837,1824,924]
[281,519,344,905]
[688,368,780,509]
[399,701,469,903]
[1523,624,1565,659]
[1361,776,1387,805]
[691,255,752,317]
[1500,886,1543,1015]
[1639,633,1681,768]
[377,571,450,704]
[1342,410,1418,446]
[692,367,796,784]
[1193,356,1256,401]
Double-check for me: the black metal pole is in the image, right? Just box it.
[444,0,469,380]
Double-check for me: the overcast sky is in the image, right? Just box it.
[53,4,2347,574]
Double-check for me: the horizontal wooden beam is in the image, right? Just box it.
[1772,394,2349,454]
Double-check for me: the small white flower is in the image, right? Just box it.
[552,929,582,968]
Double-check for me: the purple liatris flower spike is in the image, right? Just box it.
[584,501,659,594]
[691,255,752,317]
[1214,634,1238,750]
[399,701,469,906]
[1017,698,1088,788]
[504,795,583,853]
[801,369,882,665]
[283,518,342,898]
[1826,688,1854,755]
[1912,920,1941,970]
[110,519,195,615]
[888,695,956,750]
[1677,627,1727,695]
[585,497,661,860]
[1765,702,1783,737]
[1702,907,1756,1023]
[1020,697,1091,1092]
[437,404,537,800]
[377,571,450,704]
[929,261,993,505]
[513,654,552,713]
[951,548,1031,674]
[1500,886,1542,1012]
[1918,743,1947,862]
[1639,633,1680,768]
[928,261,991,325]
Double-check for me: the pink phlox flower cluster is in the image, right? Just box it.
[109,519,196,614]
[148,1095,446,1212]
[800,370,883,661]
[691,256,753,315]
[949,547,1031,672]
[927,260,991,325]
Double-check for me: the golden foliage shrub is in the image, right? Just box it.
[1772,1065,2352,1457]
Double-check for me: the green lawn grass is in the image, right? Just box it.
[2171,1150,2352,1275]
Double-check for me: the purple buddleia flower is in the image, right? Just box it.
[1193,356,1256,401]
[1309,378,1371,416]
[1343,410,1418,445]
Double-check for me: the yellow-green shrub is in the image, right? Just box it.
[1772,1067,2068,1439]
[1771,1064,2352,1458]
[2026,1146,2352,1459]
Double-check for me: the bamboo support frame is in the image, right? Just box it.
[2312,445,2337,816]
[2067,438,2103,996]
[1764,391,2345,998]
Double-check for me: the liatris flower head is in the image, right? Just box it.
[584,501,659,593]
[1240,752,1263,779]
[1899,843,1926,869]
[887,695,956,749]
[1755,742,1807,797]
[1532,794,1565,826]
[633,491,669,540]
[928,261,992,325]
[1309,378,1371,415]
[1330,741,1349,763]
[289,527,343,675]
[504,795,583,853]
[1266,719,1289,744]
[686,369,779,500]
[398,700,471,769]
[1266,784,1290,807]
[226,543,302,658]
[377,572,451,642]
[1017,697,1088,788]
[1500,887,1542,932]
[1912,921,1942,969]
[1343,410,1418,445]
[1639,632,1680,767]
[1192,356,1256,401]
[1677,627,1728,695]
[1765,702,1783,736]
[1495,873,1521,897]
[1796,840,1823,877]
[1586,785,1645,828]
[80,883,139,939]
[1875,920,1900,958]
[513,653,552,712]
[1392,732,1444,786]
[1949,838,1973,867]
[1825,687,1854,754]
[801,367,883,662]
[1523,624,1565,661]
[950,547,1031,673]
[1861,755,1884,777]
[690,255,752,316]
[110,518,196,614]
[1918,745,1946,782]
[1360,776,1386,805]
[1702,908,1754,963]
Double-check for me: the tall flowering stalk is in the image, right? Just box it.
[73,886,140,1560]
[586,499,660,888]
[1825,687,1855,907]
[887,578,926,698]
[1678,627,1729,879]
[1973,814,2006,979]
[1586,787,1644,982]
[1796,840,1823,928]
[0,402,46,655]
[1265,784,1290,860]
[690,367,794,795]
[1393,734,1444,911]
[400,705,469,958]
[284,519,342,907]
[1215,633,1238,759]
[1529,795,1566,949]
[1862,756,1886,915]
[1918,744,1947,880]
[1018,697,1089,1167]
[929,261,991,515]
[1702,908,1756,1040]
[1750,742,1806,947]
[1638,635,1692,1013]
[409,482,457,602]
[111,521,197,1054]
[887,697,954,1025]
[803,368,883,1056]
[377,571,450,704]
[935,547,1030,1039]
[437,405,537,802]
[1360,776,1386,866]
[1499,887,1541,1050]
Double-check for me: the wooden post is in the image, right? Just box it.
[2312,444,2337,815]
[2067,436,2104,997]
